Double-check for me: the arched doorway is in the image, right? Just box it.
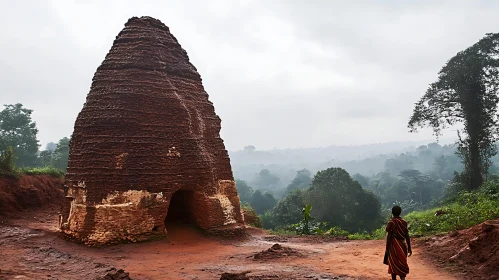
[164,190,199,231]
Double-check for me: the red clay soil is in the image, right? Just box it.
[0,175,64,217]
[96,268,133,280]
[253,243,303,260]
[242,208,260,227]
[0,211,459,280]
[0,176,460,279]
[417,219,499,279]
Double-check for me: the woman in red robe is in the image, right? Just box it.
[385,205,412,280]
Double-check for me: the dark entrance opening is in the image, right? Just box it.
[164,190,198,230]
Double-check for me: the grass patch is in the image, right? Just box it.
[405,191,499,236]
[18,166,65,178]
[348,226,386,240]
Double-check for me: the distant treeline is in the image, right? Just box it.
[0,103,69,173]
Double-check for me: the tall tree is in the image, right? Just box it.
[235,179,253,203]
[250,190,277,215]
[38,149,54,167]
[408,33,499,190]
[305,167,382,232]
[52,137,70,170]
[45,142,57,152]
[272,189,305,227]
[253,169,280,189]
[352,173,370,188]
[0,104,39,167]
[286,169,313,193]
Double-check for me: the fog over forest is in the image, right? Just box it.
[230,140,457,191]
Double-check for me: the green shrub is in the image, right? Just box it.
[240,202,263,228]
[322,226,349,237]
[405,190,499,236]
[0,147,19,177]
[481,179,499,196]
[259,211,276,229]
[348,226,386,240]
[291,203,331,235]
[18,166,65,178]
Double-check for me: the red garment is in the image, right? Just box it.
[386,217,410,276]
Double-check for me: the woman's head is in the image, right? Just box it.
[392,205,402,217]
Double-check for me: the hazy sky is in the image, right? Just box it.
[1,0,498,151]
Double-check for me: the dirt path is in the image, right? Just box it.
[0,211,460,280]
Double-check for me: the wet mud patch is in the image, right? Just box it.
[262,235,288,243]
[219,270,356,280]
[219,271,280,279]
[292,235,349,244]
[0,223,118,280]
[97,268,133,280]
[253,243,303,260]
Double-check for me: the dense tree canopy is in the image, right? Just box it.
[0,104,39,167]
[286,169,312,193]
[235,179,253,203]
[37,137,70,170]
[408,33,499,190]
[272,189,305,226]
[253,169,280,189]
[305,167,382,232]
[250,190,277,215]
[52,137,70,170]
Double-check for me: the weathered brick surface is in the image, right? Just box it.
[60,16,244,246]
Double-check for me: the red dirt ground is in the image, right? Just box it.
[417,219,499,279]
[0,210,459,280]
[0,176,466,279]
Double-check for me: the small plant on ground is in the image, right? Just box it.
[321,226,349,237]
[292,204,331,235]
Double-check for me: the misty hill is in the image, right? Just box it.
[229,140,441,165]
[229,140,460,197]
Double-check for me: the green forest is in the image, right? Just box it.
[235,32,499,238]
[1,33,499,239]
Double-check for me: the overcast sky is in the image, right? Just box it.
[1,0,498,151]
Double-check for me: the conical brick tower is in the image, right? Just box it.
[60,16,244,246]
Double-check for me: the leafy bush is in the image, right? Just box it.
[405,190,499,236]
[305,167,383,232]
[240,202,263,228]
[321,226,349,237]
[481,179,499,196]
[0,147,19,177]
[348,226,386,240]
[292,204,329,235]
[272,189,305,228]
[18,166,65,178]
[259,211,276,229]
[291,204,350,236]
